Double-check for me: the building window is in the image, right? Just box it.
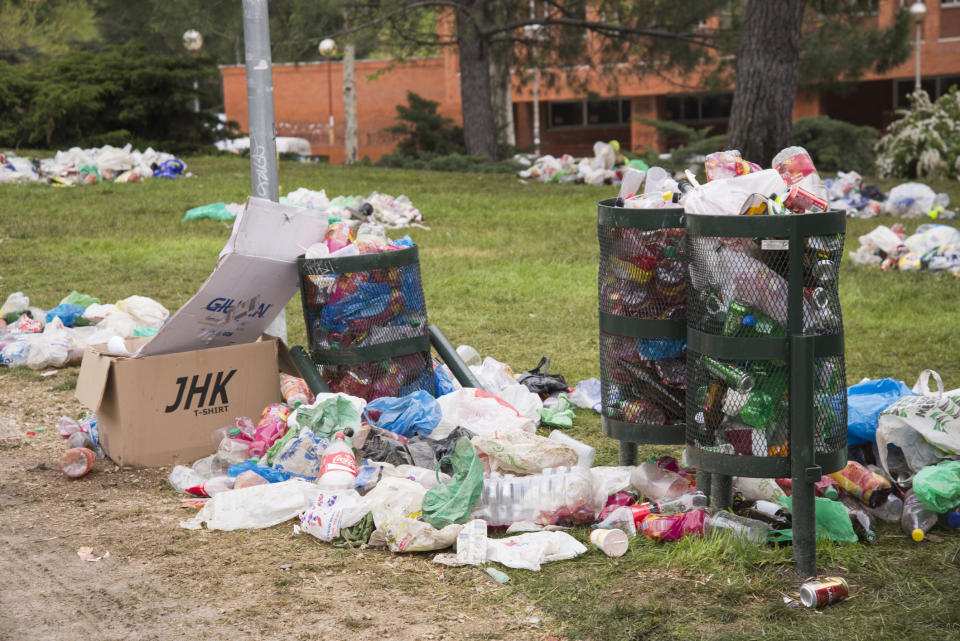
[895,76,960,108]
[548,98,631,128]
[665,92,733,122]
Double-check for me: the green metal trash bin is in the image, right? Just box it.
[598,198,687,465]
[683,209,848,575]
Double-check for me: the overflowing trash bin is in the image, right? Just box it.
[298,245,436,400]
[597,198,687,463]
[684,209,848,573]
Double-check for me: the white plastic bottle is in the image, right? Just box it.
[654,490,708,515]
[316,431,358,490]
[901,489,937,542]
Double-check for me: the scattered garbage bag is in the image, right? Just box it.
[293,394,364,440]
[778,495,858,543]
[486,531,587,571]
[492,384,543,425]
[227,460,290,483]
[360,428,414,467]
[885,182,950,218]
[183,202,241,222]
[116,295,168,329]
[471,429,578,475]
[272,428,327,480]
[878,370,960,480]
[299,489,371,541]
[409,426,476,476]
[45,304,86,327]
[362,390,441,438]
[912,460,960,513]
[1,292,30,317]
[422,438,484,529]
[432,388,536,438]
[59,291,100,309]
[369,517,463,552]
[539,394,575,428]
[366,477,426,527]
[180,479,320,531]
[847,378,915,446]
[518,356,569,396]
[569,377,602,412]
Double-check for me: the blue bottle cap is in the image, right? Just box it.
[742,314,757,328]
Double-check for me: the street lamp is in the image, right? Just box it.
[319,38,337,148]
[183,29,203,113]
[909,1,927,93]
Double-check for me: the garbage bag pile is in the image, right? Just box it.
[0,291,168,369]
[516,140,635,185]
[848,223,960,275]
[54,365,957,578]
[0,145,188,186]
[824,173,955,220]
[183,189,425,230]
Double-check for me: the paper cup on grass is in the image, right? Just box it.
[590,528,629,558]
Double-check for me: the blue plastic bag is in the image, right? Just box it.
[847,378,915,446]
[226,461,290,483]
[635,338,686,361]
[363,390,441,438]
[45,304,86,327]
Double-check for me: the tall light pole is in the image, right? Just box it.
[183,29,203,113]
[910,1,927,93]
[319,38,337,149]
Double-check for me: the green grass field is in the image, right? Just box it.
[2,155,959,640]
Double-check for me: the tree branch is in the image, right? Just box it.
[484,16,722,50]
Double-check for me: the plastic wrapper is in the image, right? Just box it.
[471,430,578,475]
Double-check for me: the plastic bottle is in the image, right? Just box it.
[316,430,358,490]
[862,493,904,523]
[617,167,645,201]
[630,462,690,500]
[901,489,937,542]
[59,448,95,479]
[249,403,292,458]
[280,374,311,408]
[200,475,236,497]
[470,466,596,528]
[705,511,771,544]
[840,495,877,543]
[67,431,97,451]
[324,216,354,253]
[168,465,206,493]
[548,430,596,468]
[733,476,787,503]
[55,416,82,438]
[653,491,708,515]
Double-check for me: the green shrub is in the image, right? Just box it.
[376,150,521,174]
[789,116,878,174]
[384,91,466,158]
[875,88,960,180]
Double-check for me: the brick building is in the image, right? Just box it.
[220,0,960,162]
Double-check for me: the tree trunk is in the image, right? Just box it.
[455,3,498,160]
[726,0,806,166]
[343,40,358,164]
[489,39,515,148]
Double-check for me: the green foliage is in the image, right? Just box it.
[0,0,98,62]
[384,91,466,158]
[0,41,218,151]
[790,116,879,174]
[633,118,726,171]
[875,88,960,181]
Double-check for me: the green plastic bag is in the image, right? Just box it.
[913,460,960,513]
[133,326,158,337]
[779,496,858,543]
[422,437,484,529]
[59,291,100,309]
[296,396,361,440]
[182,202,236,222]
[539,395,575,428]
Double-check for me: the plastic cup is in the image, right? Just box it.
[590,527,629,558]
[60,447,96,479]
[455,344,481,367]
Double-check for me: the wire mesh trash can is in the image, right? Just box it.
[683,210,847,575]
[298,246,435,400]
[598,198,687,464]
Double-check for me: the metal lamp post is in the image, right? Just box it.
[910,1,927,93]
[183,29,203,113]
[319,38,337,149]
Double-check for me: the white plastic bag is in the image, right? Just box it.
[432,388,535,439]
[471,429,578,475]
[365,476,426,526]
[681,169,787,216]
[589,466,635,507]
[494,383,543,425]
[877,370,960,481]
[469,356,518,392]
[884,182,944,218]
[299,489,370,542]
[96,309,137,337]
[857,225,904,255]
[116,295,169,329]
[368,517,462,552]
[486,531,587,571]
[180,479,321,531]
[26,318,72,369]
[0,292,29,316]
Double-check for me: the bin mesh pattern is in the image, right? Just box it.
[598,222,686,427]
[321,351,435,401]
[685,231,846,457]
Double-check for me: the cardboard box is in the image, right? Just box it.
[138,197,326,357]
[76,336,295,468]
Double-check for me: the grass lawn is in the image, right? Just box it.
[2,155,959,640]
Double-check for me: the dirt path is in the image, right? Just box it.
[0,373,556,641]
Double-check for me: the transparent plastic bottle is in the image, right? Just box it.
[840,495,877,543]
[470,466,595,528]
[901,489,937,542]
[168,465,205,493]
[653,490,708,515]
[548,430,596,468]
[734,476,788,503]
[200,475,236,497]
[705,511,771,544]
[630,462,689,500]
[59,448,95,479]
[862,493,904,523]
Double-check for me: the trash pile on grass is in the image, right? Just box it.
[184,189,425,230]
[516,141,639,185]
[0,291,168,369]
[848,223,960,275]
[0,145,189,185]
[825,173,955,220]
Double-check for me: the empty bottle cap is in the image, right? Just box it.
[741,315,757,328]
[229,427,240,436]
[824,488,839,500]
[912,528,924,542]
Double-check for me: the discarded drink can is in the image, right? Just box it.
[799,577,849,608]
[700,355,755,393]
[783,185,827,214]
